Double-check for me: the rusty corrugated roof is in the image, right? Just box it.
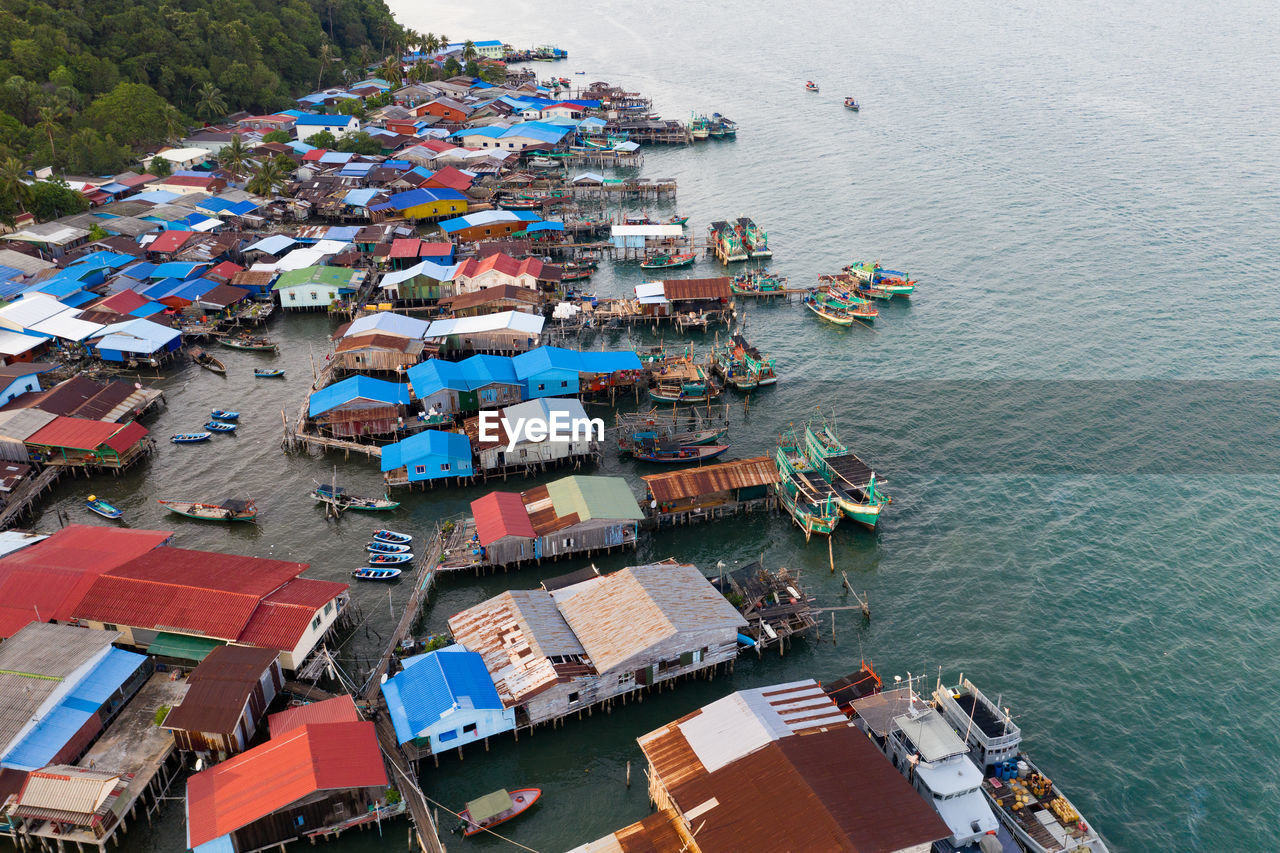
[659,277,731,300]
[641,456,779,503]
[334,332,416,354]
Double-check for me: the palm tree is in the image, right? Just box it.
[36,105,65,161]
[219,134,250,181]
[0,156,32,214]
[162,106,186,143]
[438,34,450,54]
[194,82,228,123]
[423,32,439,56]
[246,158,289,197]
[317,42,334,89]
[378,57,402,86]
[462,40,478,63]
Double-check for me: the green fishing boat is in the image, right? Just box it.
[773,438,841,540]
[640,252,696,270]
[818,285,879,320]
[848,261,917,297]
[803,416,889,529]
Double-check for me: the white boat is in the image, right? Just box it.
[934,678,1110,853]
[848,687,1004,850]
[372,529,413,545]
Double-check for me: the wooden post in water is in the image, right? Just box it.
[626,760,631,788]
[828,535,835,573]
[831,611,837,644]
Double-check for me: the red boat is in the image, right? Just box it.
[459,788,541,837]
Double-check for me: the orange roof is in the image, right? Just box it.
[454,252,546,281]
[25,416,148,454]
[471,491,536,545]
[186,722,386,847]
[267,695,361,738]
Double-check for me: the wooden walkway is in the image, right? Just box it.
[364,525,443,697]
[0,466,61,531]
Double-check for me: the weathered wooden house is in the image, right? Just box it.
[437,284,543,318]
[423,310,545,357]
[307,375,411,439]
[161,645,282,760]
[332,332,423,373]
[640,456,780,526]
[449,560,747,728]
[462,397,599,475]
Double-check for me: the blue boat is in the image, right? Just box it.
[171,432,212,444]
[85,495,123,519]
[367,540,411,554]
[254,368,285,378]
[369,552,413,565]
[352,567,402,580]
[210,410,239,420]
[204,421,237,433]
[372,529,413,545]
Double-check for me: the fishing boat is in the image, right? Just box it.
[665,214,689,226]
[803,292,855,326]
[639,252,696,270]
[848,261,917,296]
[459,788,542,837]
[85,495,123,519]
[369,552,413,565]
[372,529,412,545]
[352,567,402,580]
[204,421,236,433]
[219,335,277,352]
[171,432,212,444]
[805,81,819,92]
[844,96,860,111]
[210,410,239,420]
[367,540,411,554]
[715,332,776,389]
[689,113,710,140]
[254,368,285,378]
[825,271,895,300]
[310,483,401,511]
[730,270,787,295]
[190,346,226,374]
[715,114,738,137]
[633,442,729,463]
[735,218,772,259]
[803,418,888,528]
[648,362,719,404]
[819,284,879,320]
[560,261,596,282]
[774,458,841,539]
[498,196,544,211]
[822,660,883,715]
[933,678,1111,853]
[157,497,258,522]
[710,345,758,391]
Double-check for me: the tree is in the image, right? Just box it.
[442,58,461,78]
[246,159,289,197]
[317,42,335,90]
[263,129,291,144]
[378,58,402,86]
[479,64,507,85]
[148,154,172,178]
[219,133,250,180]
[194,82,228,123]
[462,40,478,63]
[423,33,439,56]
[28,179,88,221]
[87,223,108,241]
[85,83,174,148]
[0,156,32,216]
[36,105,66,163]
[307,129,336,149]
[464,60,480,79]
[334,131,381,155]
[438,34,450,53]
[336,99,367,120]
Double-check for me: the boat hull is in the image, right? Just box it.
[461,789,542,837]
[158,501,257,522]
[85,500,123,519]
[352,568,402,580]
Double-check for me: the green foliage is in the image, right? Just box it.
[87,222,107,241]
[29,178,88,220]
[334,131,380,155]
[307,129,337,149]
[336,98,367,120]
[0,0,403,169]
[262,129,291,144]
[442,58,461,78]
[154,705,171,726]
[148,154,172,178]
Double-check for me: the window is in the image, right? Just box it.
[568,691,580,704]
[560,380,568,388]
[288,292,296,301]
[311,615,322,630]
[463,722,477,736]
[103,623,117,632]
[440,463,450,471]
[309,291,317,300]
[438,728,458,742]
[324,601,333,616]
[415,465,426,474]
[537,383,545,391]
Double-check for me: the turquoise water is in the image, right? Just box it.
[7,1,1279,851]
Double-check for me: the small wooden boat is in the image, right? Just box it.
[367,540,411,554]
[819,285,879,320]
[171,432,213,443]
[560,262,595,282]
[805,81,819,92]
[844,97,860,111]
[352,567,402,580]
[204,421,236,432]
[459,788,541,838]
[372,529,413,545]
[369,552,413,565]
[640,252,696,270]
[311,484,401,511]
[157,497,258,522]
[85,495,123,519]
[666,214,689,226]
[254,368,285,378]
[803,292,854,326]
[633,443,729,464]
[220,335,277,352]
[190,346,226,374]
[210,410,239,421]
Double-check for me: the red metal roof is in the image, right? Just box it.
[25,416,149,453]
[106,548,306,595]
[0,526,169,637]
[389,238,421,258]
[302,149,327,161]
[267,695,361,738]
[454,252,547,281]
[418,241,452,257]
[207,261,244,281]
[471,491,536,546]
[94,290,150,314]
[185,722,387,847]
[237,579,348,652]
[423,166,473,192]
[148,231,195,253]
[262,578,346,608]
[74,574,261,639]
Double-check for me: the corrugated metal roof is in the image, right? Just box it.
[308,375,410,416]
[25,415,145,453]
[545,475,643,522]
[659,277,731,300]
[555,562,746,674]
[471,491,536,545]
[383,646,505,744]
[425,309,544,338]
[17,765,122,815]
[0,407,57,440]
[267,694,360,738]
[440,284,540,311]
[162,645,278,735]
[185,721,387,848]
[345,311,432,339]
[642,456,780,503]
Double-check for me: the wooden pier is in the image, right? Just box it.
[0,466,62,531]
[710,561,818,654]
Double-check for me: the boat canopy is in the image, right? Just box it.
[893,708,969,763]
[219,498,252,512]
[466,789,513,824]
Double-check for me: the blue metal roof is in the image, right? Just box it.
[296,114,357,126]
[325,225,361,242]
[439,211,539,234]
[318,151,355,164]
[383,646,503,744]
[197,198,258,216]
[94,318,181,353]
[118,261,156,279]
[407,358,469,398]
[457,354,520,387]
[70,251,134,271]
[513,346,641,378]
[0,648,146,770]
[59,290,99,308]
[343,189,379,208]
[449,125,506,140]
[22,277,85,299]
[150,261,207,280]
[370,187,467,213]
[308,375,410,416]
[380,429,471,472]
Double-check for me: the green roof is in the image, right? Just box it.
[546,475,643,522]
[273,265,361,291]
[148,632,227,662]
[465,789,512,824]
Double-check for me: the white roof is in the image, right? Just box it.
[0,530,47,558]
[0,250,54,276]
[610,224,684,237]
[499,397,589,445]
[345,312,432,339]
[551,302,580,319]
[190,217,222,232]
[150,147,213,163]
[0,294,67,329]
[4,223,89,247]
[29,308,105,342]
[893,708,969,763]
[311,239,352,255]
[273,247,328,271]
[245,234,297,255]
[425,310,544,339]
[379,261,458,289]
[0,329,45,356]
[634,282,668,304]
